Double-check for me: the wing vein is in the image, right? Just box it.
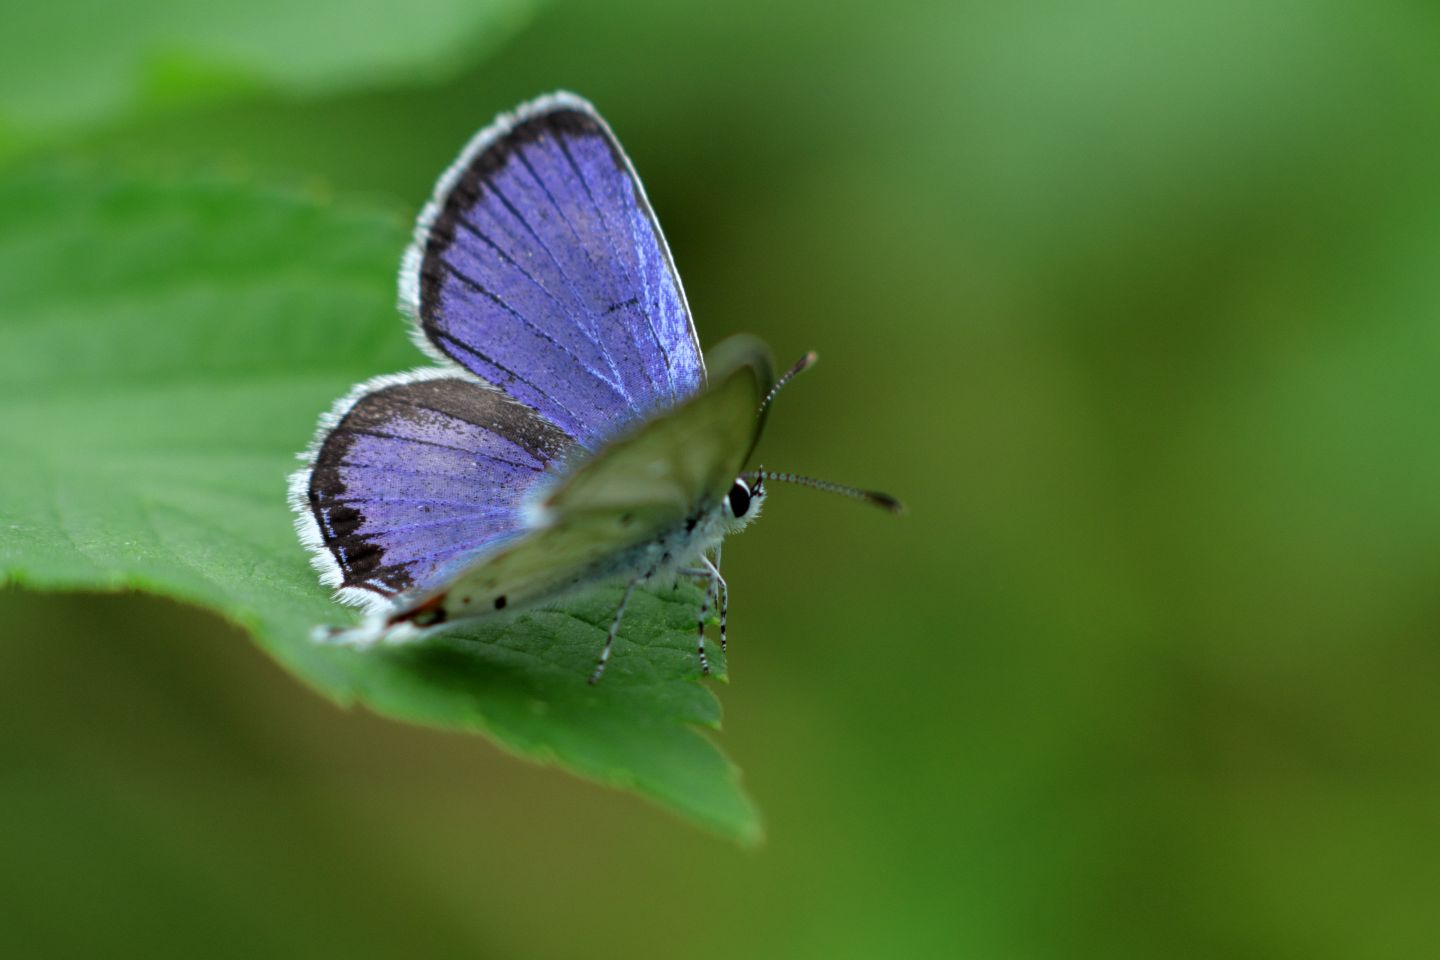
[329,495,526,509]
[512,147,631,392]
[451,206,629,399]
[552,128,678,405]
[431,331,592,444]
[478,177,642,413]
[331,511,512,538]
[336,426,543,470]
[435,259,630,408]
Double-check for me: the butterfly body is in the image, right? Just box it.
[360,471,763,649]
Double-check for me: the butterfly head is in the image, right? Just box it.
[721,475,766,530]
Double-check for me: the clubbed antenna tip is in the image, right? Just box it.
[861,489,906,515]
[758,350,819,420]
[743,468,905,515]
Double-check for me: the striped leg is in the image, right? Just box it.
[589,572,646,685]
[694,586,713,676]
[679,564,725,676]
[719,578,729,652]
[712,545,725,651]
[701,555,729,654]
[681,565,718,676]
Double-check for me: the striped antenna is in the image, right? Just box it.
[742,467,904,515]
[758,350,819,419]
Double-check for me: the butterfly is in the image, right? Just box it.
[291,92,899,684]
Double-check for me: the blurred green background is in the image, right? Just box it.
[4,0,1440,957]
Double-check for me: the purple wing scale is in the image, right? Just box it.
[400,93,705,449]
[291,372,572,609]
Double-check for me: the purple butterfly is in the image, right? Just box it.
[291,93,898,683]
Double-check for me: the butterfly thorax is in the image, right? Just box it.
[572,474,765,593]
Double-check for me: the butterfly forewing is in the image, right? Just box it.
[403,93,705,450]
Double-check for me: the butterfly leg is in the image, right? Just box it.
[589,571,647,685]
[701,555,729,654]
[694,587,713,677]
[710,544,725,651]
[682,558,729,675]
[678,566,715,676]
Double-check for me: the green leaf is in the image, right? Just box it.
[0,164,760,844]
[0,0,538,148]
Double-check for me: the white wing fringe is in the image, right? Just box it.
[310,616,425,648]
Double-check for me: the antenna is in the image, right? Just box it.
[748,354,903,514]
[742,467,904,515]
[757,350,819,420]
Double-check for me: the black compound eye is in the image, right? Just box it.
[727,480,752,518]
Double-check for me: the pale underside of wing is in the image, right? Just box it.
[539,334,775,523]
[401,92,705,450]
[377,336,774,627]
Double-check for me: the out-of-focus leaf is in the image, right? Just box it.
[0,0,538,148]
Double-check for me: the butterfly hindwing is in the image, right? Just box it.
[401,92,705,449]
[291,371,572,610]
